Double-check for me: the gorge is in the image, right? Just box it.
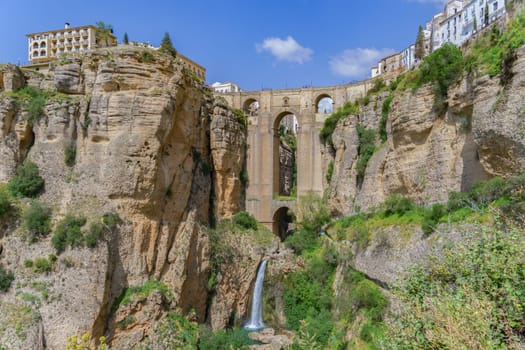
[0,9,525,349]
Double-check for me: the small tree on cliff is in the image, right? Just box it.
[123,32,129,45]
[160,32,177,58]
[95,21,114,47]
[415,25,426,60]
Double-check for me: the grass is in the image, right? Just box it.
[116,279,172,308]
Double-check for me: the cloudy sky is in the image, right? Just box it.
[0,0,445,91]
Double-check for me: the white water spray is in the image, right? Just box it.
[244,260,268,330]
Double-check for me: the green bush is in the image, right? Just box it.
[421,203,446,235]
[0,267,14,292]
[470,176,509,204]
[349,279,388,322]
[320,102,359,146]
[140,312,199,349]
[384,227,525,349]
[447,190,473,211]
[383,194,413,216]
[17,86,49,122]
[326,160,334,183]
[232,211,258,230]
[33,257,53,274]
[368,78,386,95]
[0,187,14,219]
[232,108,248,130]
[102,212,122,230]
[23,201,52,242]
[380,94,393,143]
[85,222,103,248]
[64,144,76,167]
[51,214,87,253]
[417,43,465,111]
[198,327,255,350]
[356,125,376,177]
[8,160,45,198]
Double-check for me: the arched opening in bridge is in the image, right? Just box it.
[243,99,259,117]
[273,112,298,198]
[273,207,294,241]
[316,95,334,114]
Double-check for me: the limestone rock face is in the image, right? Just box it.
[0,64,25,92]
[211,101,247,219]
[325,46,525,215]
[0,47,247,348]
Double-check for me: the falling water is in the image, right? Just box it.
[244,260,268,330]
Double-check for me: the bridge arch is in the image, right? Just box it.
[315,94,334,114]
[272,207,294,241]
[243,98,259,117]
[273,111,299,197]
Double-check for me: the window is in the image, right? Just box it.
[493,2,498,11]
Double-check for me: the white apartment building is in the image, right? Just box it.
[211,81,241,93]
[433,0,506,50]
[26,23,117,64]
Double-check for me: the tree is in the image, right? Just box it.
[123,32,129,45]
[95,21,114,47]
[415,25,426,60]
[160,32,177,58]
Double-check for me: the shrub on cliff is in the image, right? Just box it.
[8,160,45,198]
[320,101,359,146]
[232,211,258,231]
[417,43,464,112]
[0,267,14,292]
[383,194,414,216]
[23,201,52,242]
[0,186,14,219]
[51,214,87,253]
[382,227,525,349]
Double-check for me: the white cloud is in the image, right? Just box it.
[256,36,313,64]
[329,48,396,79]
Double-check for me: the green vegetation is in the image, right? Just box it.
[32,256,54,274]
[0,185,15,219]
[383,226,525,349]
[282,192,388,349]
[466,12,525,79]
[160,32,177,58]
[198,327,256,350]
[64,144,76,167]
[0,267,14,292]
[135,312,199,349]
[414,25,426,60]
[320,101,359,146]
[232,108,248,130]
[380,94,393,143]
[123,32,129,45]
[8,160,45,198]
[95,21,114,47]
[22,201,52,242]
[356,125,376,177]
[139,50,155,63]
[240,168,249,186]
[326,160,334,183]
[51,212,120,252]
[232,211,258,230]
[51,214,87,253]
[285,192,331,254]
[367,78,387,95]
[383,194,414,216]
[116,279,172,308]
[418,43,465,112]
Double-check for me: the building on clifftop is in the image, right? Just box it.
[26,23,117,65]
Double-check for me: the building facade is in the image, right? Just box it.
[26,23,117,64]
[211,81,241,93]
[178,53,206,81]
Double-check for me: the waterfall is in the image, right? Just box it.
[244,260,268,330]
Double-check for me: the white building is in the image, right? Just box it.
[211,81,241,93]
[432,0,506,50]
[26,23,117,64]
[401,44,416,70]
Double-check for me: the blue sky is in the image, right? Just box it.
[0,0,446,91]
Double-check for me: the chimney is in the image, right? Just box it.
[65,22,70,29]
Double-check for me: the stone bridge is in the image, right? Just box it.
[219,80,375,237]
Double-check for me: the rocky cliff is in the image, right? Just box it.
[0,47,247,349]
[324,45,525,216]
